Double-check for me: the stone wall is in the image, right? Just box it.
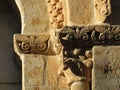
[14,0,120,90]
[1,0,120,90]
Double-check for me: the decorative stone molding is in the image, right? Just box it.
[46,0,65,29]
[58,25,120,90]
[14,34,61,55]
[59,25,120,47]
[94,0,111,23]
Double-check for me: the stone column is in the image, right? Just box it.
[14,0,61,90]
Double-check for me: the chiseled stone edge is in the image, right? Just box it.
[59,25,120,47]
[14,34,61,56]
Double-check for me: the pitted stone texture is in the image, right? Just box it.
[23,55,46,87]
[15,0,50,34]
[66,0,93,25]
[47,55,68,89]
[92,46,120,90]
[22,54,69,90]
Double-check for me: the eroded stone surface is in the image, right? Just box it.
[22,54,69,90]
[92,46,120,90]
[46,0,65,29]
[23,55,45,87]
[15,0,50,34]
[66,0,94,25]
[93,0,111,24]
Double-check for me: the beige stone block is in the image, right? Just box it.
[22,54,69,90]
[47,55,68,89]
[66,0,93,25]
[92,46,120,90]
[23,55,46,86]
[15,0,50,34]
[24,86,68,90]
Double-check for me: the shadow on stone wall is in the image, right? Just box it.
[105,0,120,25]
[0,0,22,90]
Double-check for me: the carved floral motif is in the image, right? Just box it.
[58,47,93,90]
[59,25,120,47]
[94,0,111,23]
[14,34,61,55]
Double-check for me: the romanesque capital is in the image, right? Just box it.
[14,34,61,56]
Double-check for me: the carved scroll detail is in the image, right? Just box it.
[14,34,61,55]
[59,25,120,47]
[58,48,93,90]
[94,0,111,23]
[46,0,64,28]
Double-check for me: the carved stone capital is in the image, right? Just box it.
[58,25,120,90]
[14,34,61,56]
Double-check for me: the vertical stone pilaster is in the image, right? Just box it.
[92,46,120,90]
[15,0,50,34]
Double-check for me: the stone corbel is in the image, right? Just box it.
[14,34,61,57]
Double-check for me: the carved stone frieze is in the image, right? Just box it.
[59,25,120,47]
[14,34,61,55]
[94,0,111,23]
[46,0,64,28]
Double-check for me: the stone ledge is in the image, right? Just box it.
[14,34,61,56]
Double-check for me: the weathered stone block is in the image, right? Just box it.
[23,55,46,86]
[66,0,93,25]
[92,46,120,90]
[23,55,69,90]
[15,0,50,34]
[24,86,69,90]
